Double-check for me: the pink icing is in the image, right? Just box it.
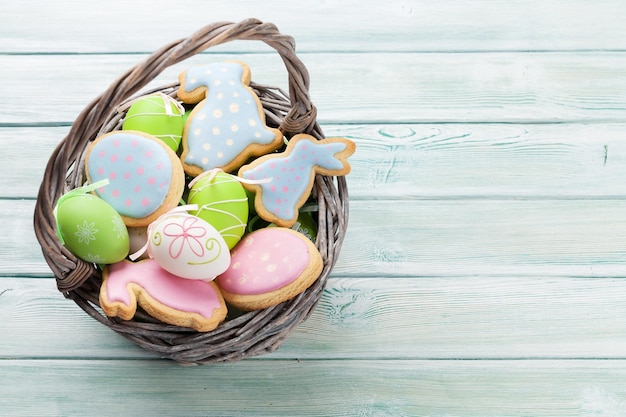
[217,228,311,295]
[105,259,222,318]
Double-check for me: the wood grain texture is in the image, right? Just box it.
[4,276,626,360]
[3,52,626,125]
[1,0,625,53]
[2,359,626,417]
[6,123,625,199]
[6,198,626,277]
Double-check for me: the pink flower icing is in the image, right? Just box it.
[217,228,312,295]
[105,259,223,318]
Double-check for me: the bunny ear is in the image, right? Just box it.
[308,137,356,175]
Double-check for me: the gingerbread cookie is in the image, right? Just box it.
[100,259,227,332]
[216,227,323,311]
[85,130,185,227]
[177,61,283,176]
[238,134,355,227]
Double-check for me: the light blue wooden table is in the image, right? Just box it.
[3,1,626,415]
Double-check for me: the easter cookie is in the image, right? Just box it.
[122,93,185,152]
[238,134,355,227]
[85,130,185,227]
[177,61,283,176]
[188,170,249,250]
[216,227,323,311]
[100,259,227,332]
[55,180,129,264]
[146,210,230,280]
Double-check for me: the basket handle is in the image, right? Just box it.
[34,18,320,293]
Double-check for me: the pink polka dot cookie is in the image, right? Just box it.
[177,61,284,176]
[238,134,356,227]
[85,131,185,227]
[216,227,323,311]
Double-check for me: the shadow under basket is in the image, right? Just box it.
[32,18,349,365]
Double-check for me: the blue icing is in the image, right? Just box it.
[241,137,348,222]
[182,62,277,171]
[87,132,173,218]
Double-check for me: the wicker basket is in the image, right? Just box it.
[33,18,349,365]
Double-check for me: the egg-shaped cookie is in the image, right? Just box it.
[188,171,249,250]
[85,131,185,227]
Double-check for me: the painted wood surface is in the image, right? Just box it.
[3,1,626,415]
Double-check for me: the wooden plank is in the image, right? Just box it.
[5,123,625,199]
[10,198,626,277]
[3,52,626,125]
[2,358,626,416]
[4,276,626,360]
[2,0,626,53]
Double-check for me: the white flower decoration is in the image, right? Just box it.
[75,220,98,245]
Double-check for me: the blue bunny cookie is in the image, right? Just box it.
[178,61,283,176]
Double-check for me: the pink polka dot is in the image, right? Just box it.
[290,167,295,172]
[110,154,118,163]
[270,185,277,192]
[134,186,141,193]
[109,172,117,180]
[125,155,133,162]
[270,163,276,169]
[124,172,131,179]
[97,187,105,194]
[295,176,301,181]
[112,189,120,198]
[137,167,144,175]
[113,139,120,147]
[145,150,153,158]
[148,177,156,185]
[97,167,104,175]
[125,199,132,207]
[301,144,307,150]
[131,140,139,147]
[156,163,163,170]
[274,208,280,214]
[98,150,106,158]
[302,155,307,160]
[282,186,289,193]
[276,199,281,205]
[141,198,150,206]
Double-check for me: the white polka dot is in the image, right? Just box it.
[232,262,240,270]
[233,92,239,98]
[229,80,235,86]
[190,77,197,83]
[231,124,239,132]
[194,128,202,136]
[217,152,224,159]
[254,132,262,138]
[226,139,234,146]
[198,113,206,120]
[266,264,277,272]
[248,119,257,127]
[203,143,211,151]
[205,70,212,75]
[202,157,209,164]
[214,80,222,86]
[244,237,254,246]
[217,92,224,99]
[229,103,240,113]
[283,256,290,263]
[213,109,223,118]
[261,252,270,262]
[212,127,220,135]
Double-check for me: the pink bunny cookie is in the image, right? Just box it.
[100,259,227,332]
[177,61,283,176]
[216,227,323,311]
[238,134,355,227]
[85,131,185,227]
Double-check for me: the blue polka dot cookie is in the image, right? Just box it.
[85,131,186,227]
[238,134,356,228]
[177,61,284,176]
